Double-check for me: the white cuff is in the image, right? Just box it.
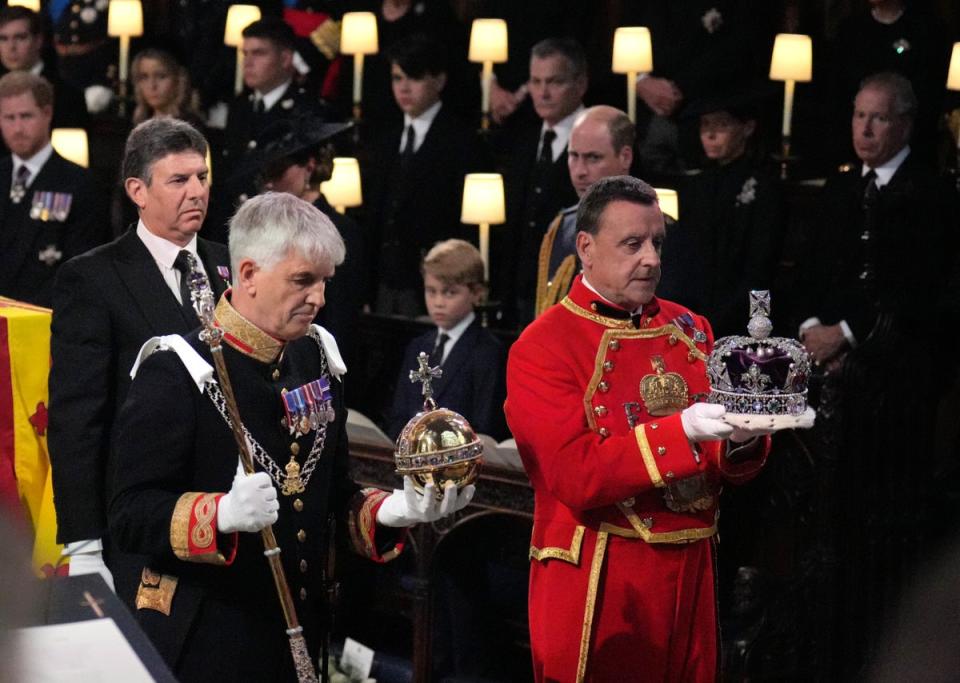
[62,538,103,556]
[798,317,821,338]
[838,320,857,348]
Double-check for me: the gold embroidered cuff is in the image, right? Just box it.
[529,525,585,564]
[170,492,235,565]
[135,567,178,615]
[348,488,404,562]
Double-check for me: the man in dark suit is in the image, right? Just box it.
[47,118,230,603]
[364,34,487,317]
[0,6,89,133]
[387,239,507,440]
[797,72,959,676]
[494,37,585,326]
[0,72,101,306]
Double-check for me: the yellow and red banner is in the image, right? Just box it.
[0,297,64,576]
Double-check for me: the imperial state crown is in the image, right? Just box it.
[394,352,483,498]
[706,291,810,421]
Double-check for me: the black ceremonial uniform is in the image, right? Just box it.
[221,82,326,177]
[51,0,112,90]
[207,82,328,240]
[0,151,103,307]
[109,296,402,681]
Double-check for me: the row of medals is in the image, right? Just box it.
[279,378,335,496]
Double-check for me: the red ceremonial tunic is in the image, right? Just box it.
[505,275,769,683]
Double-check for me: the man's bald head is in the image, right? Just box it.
[567,105,634,198]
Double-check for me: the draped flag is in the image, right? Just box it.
[0,297,64,576]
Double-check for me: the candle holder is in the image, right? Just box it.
[769,33,812,181]
[224,4,262,96]
[468,19,508,131]
[107,0,143,118]
[612,27,653,124]
[341,12,378,125]
[461,173,505,291]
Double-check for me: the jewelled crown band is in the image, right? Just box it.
[706,291,811,416]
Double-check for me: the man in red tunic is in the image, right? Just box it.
[505,175,781,682]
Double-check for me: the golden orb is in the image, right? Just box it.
[395,407,483,497]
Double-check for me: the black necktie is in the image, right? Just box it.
[253,96,265,114]
[862,169,879,209]
[860,169,880,295]
[429,333,449,367]
[173,250,200,322]
[402,125,416,158]
[539,129,556,167]
[10,164,30,203]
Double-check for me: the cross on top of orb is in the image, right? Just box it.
[409,352,442,410]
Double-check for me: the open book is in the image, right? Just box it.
[346,409,524,472]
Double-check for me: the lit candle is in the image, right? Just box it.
[341,12,378,117]
[468,19,508,128]
[612,27,653,124]
[461,173,506,281]
[769,33,812,141]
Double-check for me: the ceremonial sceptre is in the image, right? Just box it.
[187,268,319,683]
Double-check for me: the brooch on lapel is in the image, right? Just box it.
[701,8,723,33]
[736,177,757,207]
[38,244,63,266]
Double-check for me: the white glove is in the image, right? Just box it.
[376,476,476,528]
[83,85,114,114]
[217,466,279,533]
[66,542,115,592]
[681,402,734,442]
[730,407,817,442]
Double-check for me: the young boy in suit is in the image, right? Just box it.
[387,239,508,440]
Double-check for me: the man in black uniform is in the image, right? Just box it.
[0,72,100,306]
[47,118,230,602]
[110,191,473,681]
[209,16,328,241]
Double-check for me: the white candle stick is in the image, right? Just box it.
[481,61,493,118]
[479,223,490,282]
[119,35,130,84]
[353,53,365,106]
[626,71,637,124]
[781,79,795,138]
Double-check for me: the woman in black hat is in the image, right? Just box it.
[662,88,785,339]
[252,116,365,367]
